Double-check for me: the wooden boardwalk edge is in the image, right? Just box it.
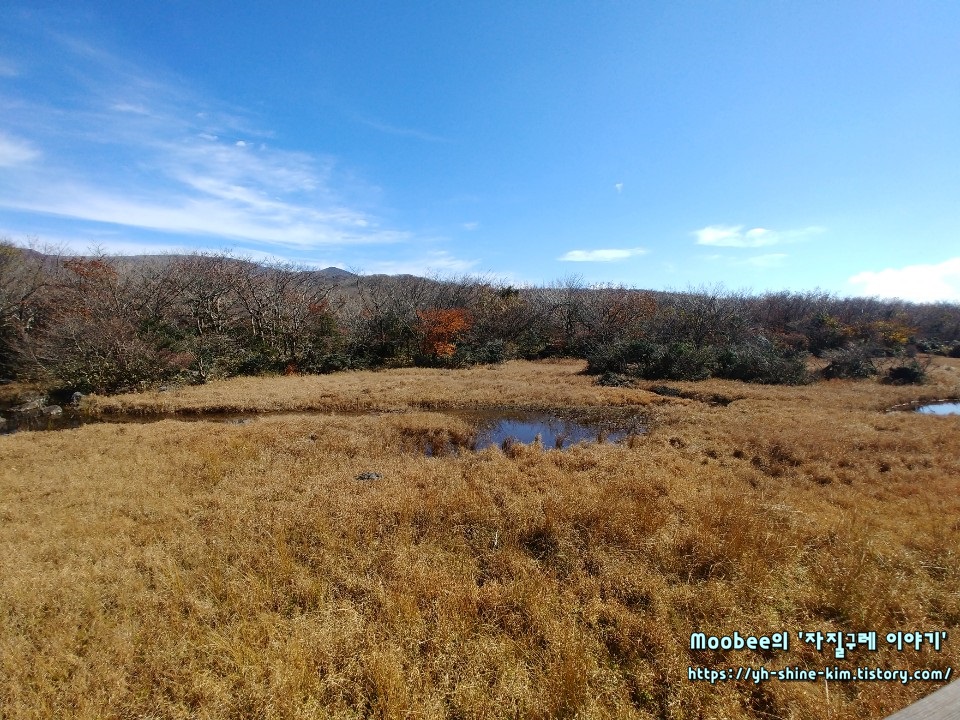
[885,682,960,719]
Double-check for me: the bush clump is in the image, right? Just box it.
[585,340,716,381]
[454,339,513,366]
[300,352,370,375]
[715,337,809,385]
[822,344,878,380]
[884,359,928,385]
[585,338,808,384]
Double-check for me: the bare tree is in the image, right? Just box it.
[0,237,59,376]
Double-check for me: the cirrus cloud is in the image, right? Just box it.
[0,31,418,255]
[694,224,824,248]
[0,131,40,167]
[558,247,648,262]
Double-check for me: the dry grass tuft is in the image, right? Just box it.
[2,358,959,718]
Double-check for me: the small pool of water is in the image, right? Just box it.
[471,411,633,450]
[417,407,646,455]
[0,411,83,434]
[916,401,960,416]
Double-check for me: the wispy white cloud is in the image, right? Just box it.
[693,224,824,247]
[848,258,960,303]
[110,102,150,115]
[558,247,648,262]
[0,33,417,254]
[0,131,40,166]
[461,221,479,231]
[614,182,623,194]
[6,183,408,248]
[355,115,450,143]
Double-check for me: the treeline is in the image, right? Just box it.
[2,240,959,393]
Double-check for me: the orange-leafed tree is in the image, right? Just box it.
[416,308,472,359]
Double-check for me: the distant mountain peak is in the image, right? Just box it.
[315,266,357,279]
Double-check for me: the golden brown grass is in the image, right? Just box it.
[3,358,960,719]
[84,360,662,415]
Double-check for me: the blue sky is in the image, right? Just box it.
[1,2,958,301]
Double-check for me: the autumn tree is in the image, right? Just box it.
[416,307,472,361]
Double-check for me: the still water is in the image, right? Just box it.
[916,402,960,416]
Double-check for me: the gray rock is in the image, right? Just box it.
[71,392,84,406]
[11,397,46,414]
[355,471,383,481]
[0,417,7,431]
[41,405,63,416]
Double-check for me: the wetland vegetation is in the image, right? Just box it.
[2,358,960,719]
[3,242,960,718]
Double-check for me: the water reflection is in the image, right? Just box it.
[471,411,632,450]
[916,402,960,416]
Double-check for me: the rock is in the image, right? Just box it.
[71,392,84,406]
[11,397,46,414]
[355,471,383,481]
[41,405,63,416]
[0,417,7,431]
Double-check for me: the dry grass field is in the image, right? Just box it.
[2,359,959,719]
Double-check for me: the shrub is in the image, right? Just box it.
[457,339,512,366]
[715,337,810,385]
[583,341,633,374]
[884,359,928,385]
[664,341,717,380]
[822,344,878,380]
[913,339,943,355]
[586,340,713,380]
[805,313,856,355]
[586,337,808,384]
[300,351,370,374]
